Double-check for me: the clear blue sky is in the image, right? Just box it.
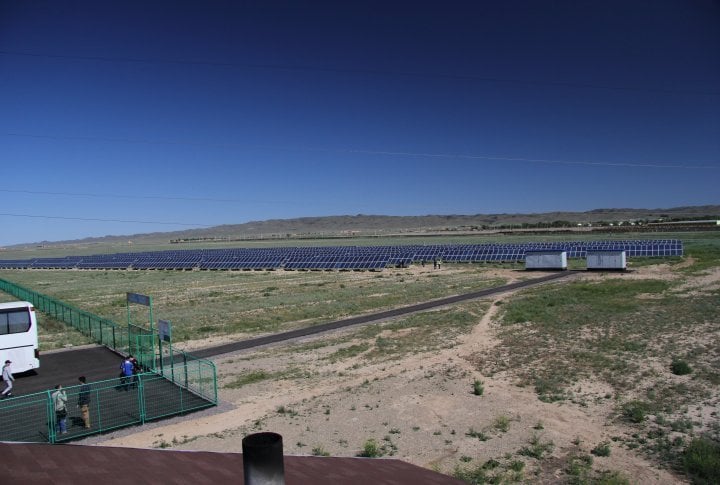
[1,1,718,246]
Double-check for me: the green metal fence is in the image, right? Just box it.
[0,277,218,443]
[0,373,214,444]
[0,278,129,352]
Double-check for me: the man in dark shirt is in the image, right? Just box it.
[77,375,91,429]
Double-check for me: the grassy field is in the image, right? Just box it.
[2,231,719,480]
[0,261,508,350]
[0,231,713,351]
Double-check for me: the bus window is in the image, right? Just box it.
[7,310,31,334]
[0,313,8,335]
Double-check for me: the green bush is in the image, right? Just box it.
[591,441,611,457]
[566,454,593,482]
[682,437,720,483]
[357,439,382,458]
[465,428,489,441]
[671,359,693,376]
[493,415,510,433]
[622,400,649,423]
[519,433,555,459]
[473,379,484,396]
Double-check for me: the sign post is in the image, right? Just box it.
[127,292,154,333]
[158,319,172,378]
[126,292,155,369]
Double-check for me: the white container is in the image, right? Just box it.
[586,250,626,270]
[525,250,568,270]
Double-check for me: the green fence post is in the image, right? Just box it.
[212,361,218,404]
[183,353,188,389]
[139,375,146,424]
[95,387,101,432]
[47,390,56,444]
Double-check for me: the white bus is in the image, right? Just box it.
[0,301,40,373]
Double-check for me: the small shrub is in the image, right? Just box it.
[312,446,330,456]
[594,470,630,484]
[520,433,555,459]
[452,464,488,483]
[465,428,490,441]
[671,359,693,376]
[591,441,611,457]
[452,459,501,483]
[357,439,383,458]
[534,375,566,402]
[670,418,695,433]
[473,379,484,396]
[622,400,649,424]
[494,415,510,433]
[566,453,593,481]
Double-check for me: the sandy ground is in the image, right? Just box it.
[91,263,714,483]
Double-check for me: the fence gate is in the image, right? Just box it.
[128,324,155,371]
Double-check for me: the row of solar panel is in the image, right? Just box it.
[6,241,681,262]
[0,240,683,270]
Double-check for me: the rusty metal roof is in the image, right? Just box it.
[0,442,464,484]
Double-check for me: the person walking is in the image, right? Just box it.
[120,356,134,391]
[52,384,68,435]
[77,376,91,429]
[1,360,14,398]
[128,354,140,388]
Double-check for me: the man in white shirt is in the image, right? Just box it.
[1,360,14,398]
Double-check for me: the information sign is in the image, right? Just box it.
[127,293,151,306]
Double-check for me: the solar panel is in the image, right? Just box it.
[0,239,682,272]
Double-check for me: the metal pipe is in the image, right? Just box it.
[242,432,285,485]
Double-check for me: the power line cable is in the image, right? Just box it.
[0,212,213,227]
[331,149,720,170]
[0,188,284,204]
[1,49,718,96]
[2,132,717,170]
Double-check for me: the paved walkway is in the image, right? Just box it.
[12,345,125,396]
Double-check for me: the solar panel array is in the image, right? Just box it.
[0,239,682,271]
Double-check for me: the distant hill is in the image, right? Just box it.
[8,205,720,248]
